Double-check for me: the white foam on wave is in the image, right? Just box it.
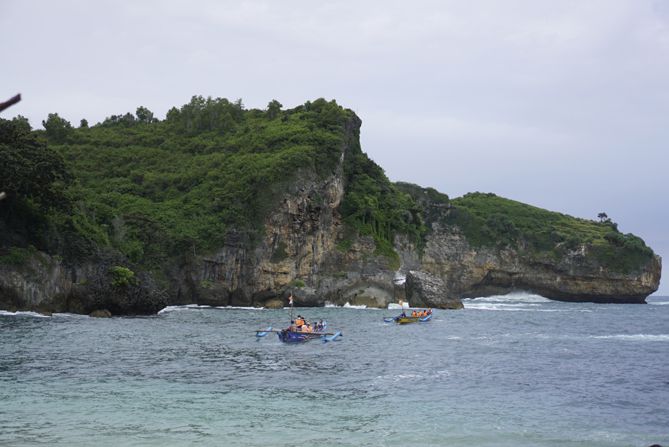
[324,302,370,309]
[157,306,183,314]
[159,304,267,314]
[216,306,264,310]
[591,334,669,342]
[464,303,590,312]
[343,302,367,309]
[464,303,535,312]
[158,305,211,314]
[0,310,50,318]
[52,312,90,318]
[463,291,557,311]
[466,291,552,304]
[469,302,541,308]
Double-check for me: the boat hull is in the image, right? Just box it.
[277,330,323,343]
[393,314,433,324]
[396,317,420,324]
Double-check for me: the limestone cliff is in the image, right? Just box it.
[414,222,661,304]
[0,109,662,314]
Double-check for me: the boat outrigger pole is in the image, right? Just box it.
[289,292,294,324]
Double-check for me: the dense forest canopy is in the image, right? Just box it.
[0,97,655,274]
[1,97,425,270]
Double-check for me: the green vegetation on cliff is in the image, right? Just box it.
[2,97,425,269]
[447,192,654,273]
[0,116,100,259]
[1,98,655,277]
[340,149,426,264]
[41,97,355,265]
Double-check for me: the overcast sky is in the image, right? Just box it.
[2,0,667,293]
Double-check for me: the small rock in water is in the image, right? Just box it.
[89,309,112,318]
[263,298,284,309]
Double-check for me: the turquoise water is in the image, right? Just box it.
[1,294,668,446]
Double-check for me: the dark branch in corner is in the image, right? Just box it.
[0,93,21,113]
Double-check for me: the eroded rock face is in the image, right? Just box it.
[405,270,463,309]
[416,223,661,304]
[0,250,168,315]
[0,251,71,310]
[187,115,398,309]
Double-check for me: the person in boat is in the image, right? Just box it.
[295,315,305,328]
[411,310,418,317]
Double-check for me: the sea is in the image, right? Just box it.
[1,293,668,447]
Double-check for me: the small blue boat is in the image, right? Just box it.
[277,329,325,343]
[257,294,341,343]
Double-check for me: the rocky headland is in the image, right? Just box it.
[0,99,661,315]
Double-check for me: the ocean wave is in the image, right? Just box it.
[464,303,536,311]
[591,334,669,342]
[464,291,552,304]
[157,305,211,314]
[343,302,367,309]
[324,302,369,309]
[464,303,590,312]
[215,306,265,310]
[52,312,90,318]
[159,304,266,314]
[0,310,50,318]
[466,302,541,308]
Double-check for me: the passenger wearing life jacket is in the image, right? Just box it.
[411,310,418,317]
[295,316,305,327]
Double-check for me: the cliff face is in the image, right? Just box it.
[417,223,661,304]
[0,114,662,314]
[178,116,661,308]
[0,249,168,315]
[185,115,398,309]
